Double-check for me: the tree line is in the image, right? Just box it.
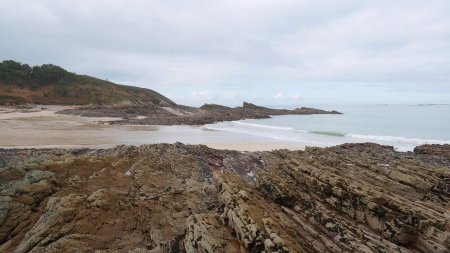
[0,60,76,88]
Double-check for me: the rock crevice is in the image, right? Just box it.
[0,143,448,252]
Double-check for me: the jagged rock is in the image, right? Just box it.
[414,144,450,159]
[292,107,342,114]
[60,102,340,125]
[184,214,241,253]
[87,189,109,208]
[0,143,448,252]
[15,194,84,253]
[199,103,231,110]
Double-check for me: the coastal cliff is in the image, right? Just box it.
[0,143,448,252]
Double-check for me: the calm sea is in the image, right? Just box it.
[203,104,450,151]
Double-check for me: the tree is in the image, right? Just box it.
[0,60,76,87]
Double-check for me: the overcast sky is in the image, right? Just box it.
[1,0,449,106]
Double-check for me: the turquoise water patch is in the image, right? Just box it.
[309,130,346,137]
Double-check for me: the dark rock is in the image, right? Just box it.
[59,102,342,126]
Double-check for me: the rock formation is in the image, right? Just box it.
[0,143,448,252]
[59,102,341,126]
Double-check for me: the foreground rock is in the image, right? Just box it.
[59,102,341,125]
[0,143,448,252]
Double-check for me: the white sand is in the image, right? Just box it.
[0,106,306,151]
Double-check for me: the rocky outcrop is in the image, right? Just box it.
[199,103,232,110]
[291,107,341,115]
[184,214,242,253]
[59,102,341,126]
[216,173,292,252]
[414,144,450,159]
[0,143,448,252]
[242,102,270,110]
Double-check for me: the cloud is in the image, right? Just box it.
[275,91,284,100]
[274,91,300,101]
[191,90,213,100]
[221,92,235,100]
[0,0,449,105]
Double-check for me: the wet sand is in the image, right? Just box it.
[0,106,305,151]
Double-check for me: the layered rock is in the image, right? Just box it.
[0,143,448,252]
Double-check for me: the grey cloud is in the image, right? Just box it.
[0,0,449,104]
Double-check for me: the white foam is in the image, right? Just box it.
[232,121,299,131]
[346,133,450,146]
[202,122,305,142]
[203,120,449,152]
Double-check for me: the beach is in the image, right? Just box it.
[0,106,305,151]
[2,105,449,151]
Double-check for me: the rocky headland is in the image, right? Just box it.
[58,102,341,126]
[0,143,449,252]
[1,60,341,126]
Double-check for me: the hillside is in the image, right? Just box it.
[0,60,175,106]
[1,60,341,126]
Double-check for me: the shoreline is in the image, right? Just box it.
[1,105,447,152]
[0,106,308,151]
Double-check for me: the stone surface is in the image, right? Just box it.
[0,143,449,252]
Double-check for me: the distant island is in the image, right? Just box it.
[0,60,341,125]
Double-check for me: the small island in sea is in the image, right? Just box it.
[0,60,448,252]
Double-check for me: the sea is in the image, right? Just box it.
[202,104,450,151]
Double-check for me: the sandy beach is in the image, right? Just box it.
[0,106,306,151]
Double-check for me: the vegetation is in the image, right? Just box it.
[0,60,175,106]
[0,60,76,88]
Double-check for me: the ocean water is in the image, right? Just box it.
[202,105,450,151]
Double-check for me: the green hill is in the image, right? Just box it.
[0,60,175,106]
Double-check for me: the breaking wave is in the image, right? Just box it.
[346,133,450,146]
[202,121,304,142]
[202,121,449,150]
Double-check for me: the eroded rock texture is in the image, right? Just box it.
[0,143,449,252]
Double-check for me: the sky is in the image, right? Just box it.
[1,0,449,106]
